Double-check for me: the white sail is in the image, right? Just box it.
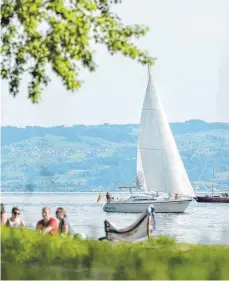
[136,144,146,190]
[137,67,195,197]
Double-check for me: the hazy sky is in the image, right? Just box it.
[1,0,229,127]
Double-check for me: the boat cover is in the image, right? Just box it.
[103,205,156,242]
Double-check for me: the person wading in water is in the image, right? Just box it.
[36,207,58,236]
[55,207,74,237]
[6,207,26,228]
[1,203,8,226]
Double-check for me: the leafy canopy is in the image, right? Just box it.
[1,0,154,103]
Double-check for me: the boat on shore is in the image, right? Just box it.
[103,66,195,213]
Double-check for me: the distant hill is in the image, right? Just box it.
[1,120,229,192]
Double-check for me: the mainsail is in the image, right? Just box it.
[136,146,146,189]
[137,67,195,197]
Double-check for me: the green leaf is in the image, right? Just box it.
[1,0,154,102]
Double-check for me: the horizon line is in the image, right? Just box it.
[1,119,228,128]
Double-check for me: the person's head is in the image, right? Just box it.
[1,203,6,215]
[42,207,51,221]
[11,207,21,219]
[55,207,67,220]
[147,204,155,215]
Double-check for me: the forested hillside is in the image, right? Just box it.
[1,120,229,192]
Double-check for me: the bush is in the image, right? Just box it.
[1,227,229,280]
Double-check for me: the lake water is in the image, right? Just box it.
[1,192,229,245]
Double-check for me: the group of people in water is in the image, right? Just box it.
[1,202,76,237]
[2,193,117,237]
[97,192,115,203]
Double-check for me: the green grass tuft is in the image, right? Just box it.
[1,227,229,280]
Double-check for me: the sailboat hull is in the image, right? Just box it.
[103,199,192,213]
[196,196,229,203]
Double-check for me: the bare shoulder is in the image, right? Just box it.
[1,213,8,225]
[2,213,7,219]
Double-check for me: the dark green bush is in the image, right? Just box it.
[1,227,229,280]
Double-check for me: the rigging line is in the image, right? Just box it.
[219,146,227,171]
[188,134,211,162]
[198,155,209,181]
[189,140,203,161]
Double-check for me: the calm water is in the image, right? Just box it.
[1,192,229,245]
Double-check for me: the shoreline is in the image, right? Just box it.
[1,191,221,194]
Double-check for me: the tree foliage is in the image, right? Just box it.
[1,0,154,103]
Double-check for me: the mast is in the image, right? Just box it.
[212,148,216,196]
[211,136,218,196]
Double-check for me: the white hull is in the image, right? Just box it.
[103,199,192,213]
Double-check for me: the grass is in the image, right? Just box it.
[1,227,229,280]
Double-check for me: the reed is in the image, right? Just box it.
[1,228,229,280]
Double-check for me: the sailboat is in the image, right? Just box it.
[196,189,229,203]
[103,66,195,213]
[196,148,229,203]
